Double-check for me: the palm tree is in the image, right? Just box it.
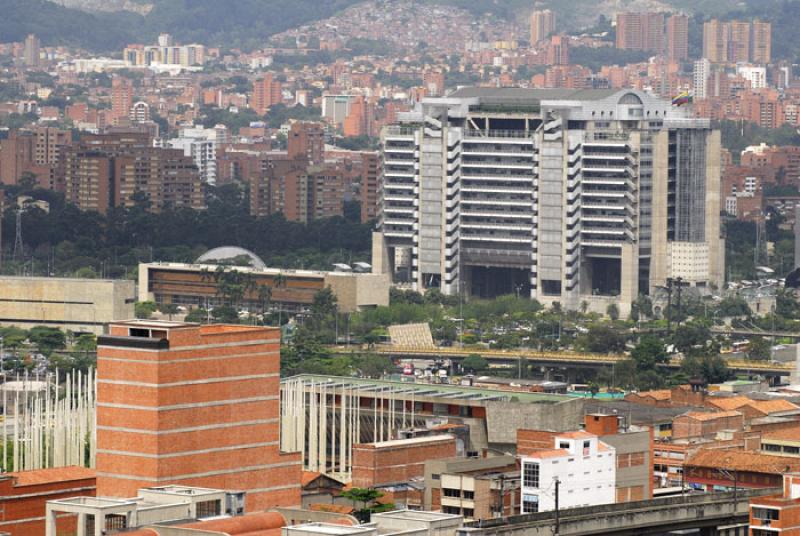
[273,273,288,337]
[257,285,273,325]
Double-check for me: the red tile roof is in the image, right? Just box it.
[686,448,800,473]
[302,471,322,487]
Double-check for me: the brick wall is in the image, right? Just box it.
[516,430,558,456]
[351,436,456,488]
[97,323,301,510]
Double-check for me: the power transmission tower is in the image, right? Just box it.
[12,210,23,263]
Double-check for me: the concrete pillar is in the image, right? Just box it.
[94,513,104,536]
[45,507,57,536]
[77,513,87,536]
[791,344,800,385]
[619,243,636,318]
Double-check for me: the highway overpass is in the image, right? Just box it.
[457,488,775,536]
[340,346,795,378]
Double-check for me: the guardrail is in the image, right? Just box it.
[335,346,794,373]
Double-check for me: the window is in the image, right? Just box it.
[752,508,780,521]
[442,506,460,515]
[431,474,440,481]
[523,462,540,488]
[462,508,474,518]
[196,499,222,518]
[443,488,461,498]
[522,494,539,514]
[463,490,475,500]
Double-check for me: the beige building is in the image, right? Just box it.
[0,276,135,335]
[139,260,389,314]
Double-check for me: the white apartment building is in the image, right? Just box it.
[375,88,723,316]
[165,124,230,185]
[520,431,616,513]
[737,64,768,89]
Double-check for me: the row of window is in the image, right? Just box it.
[442,488,475,499]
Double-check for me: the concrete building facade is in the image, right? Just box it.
[138,262,390,314]
[376,88,723,316]
[0,276,135,335]
[96,321,302,510]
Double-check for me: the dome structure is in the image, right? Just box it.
[195,246,267,270]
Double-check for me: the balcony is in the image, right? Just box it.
[464,129,532,140]
[461,210,532,219]
[462,186,534,195]
[461,199,532,207]
[461,162,533,170]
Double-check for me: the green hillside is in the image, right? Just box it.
[0,0,794,54]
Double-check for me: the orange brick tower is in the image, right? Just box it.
[96,321,301,510]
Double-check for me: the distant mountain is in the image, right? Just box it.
[2,0,792,53]
[50,0,153,15]
[430,0,779,28]
[0,0,141,51]
[3,0,363,52]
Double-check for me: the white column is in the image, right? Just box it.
[94,513,104,536]
[76,513,87,536]
[45,506,57,536]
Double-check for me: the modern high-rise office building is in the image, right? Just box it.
[530,9,556,44]
[375,88,723,316]
[96,321,302,510]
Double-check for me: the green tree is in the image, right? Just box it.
[631,336,667,370]
[185,308,210,324]
[461,354,488,374]
[73,333,96,353]
[606,303,620,321]
[341,487,384,522]
[159,303,180,320]
[747,336,772,361]
[672,323,712,356]
[579,325,626,354]
[352,354,393,378]
[28,326,66,354]
[681,354,731,384]
[135,301,157,320]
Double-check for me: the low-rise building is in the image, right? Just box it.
[139,256,390,314]
[672,411,745,439]
[46,485,243,536]
[685,448,800,492]
[520,431,616,513]
[351,435,456,488]
[440,470,520,520]
[749,473,800,536]
[424,456,518,513]
[0,466,96,536]
[0,276,135,335]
